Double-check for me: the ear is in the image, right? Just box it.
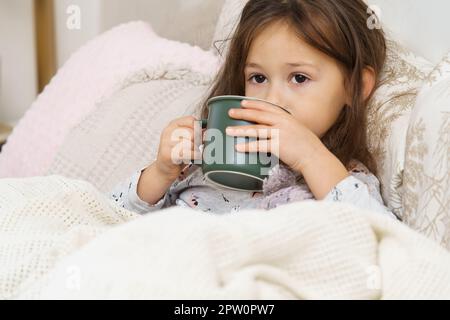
[343,67,376,107]
[362,66,376,101]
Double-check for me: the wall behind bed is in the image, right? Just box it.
[54,0,225,68]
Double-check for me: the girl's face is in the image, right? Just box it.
[244,20,350,138]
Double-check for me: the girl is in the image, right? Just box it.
[108,0,398,220]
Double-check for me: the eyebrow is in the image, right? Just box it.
[245,62,317,69]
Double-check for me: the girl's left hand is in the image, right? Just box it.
[226,99,324,174]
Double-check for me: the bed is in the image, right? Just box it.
[0,0,449,299]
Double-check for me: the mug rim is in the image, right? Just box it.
[204,170,264,192]
[207,95,291,114]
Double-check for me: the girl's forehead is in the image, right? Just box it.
[248,21,315,58]
[247,37,321,69]
[251,20,300,46]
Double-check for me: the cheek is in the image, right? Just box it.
[245,83,255,96]
[312,82,347,135]
[290,93,345,137]
[296,111,335,137]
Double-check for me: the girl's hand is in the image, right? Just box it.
[225,100,324,174]
[154,115,204,181]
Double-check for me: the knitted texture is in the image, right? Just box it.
[1,175,450,299]
[47,77,212,194]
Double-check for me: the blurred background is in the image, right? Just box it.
[1,0,450,147]
[0,0,226,147]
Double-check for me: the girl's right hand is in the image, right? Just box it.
[153,115,204,182]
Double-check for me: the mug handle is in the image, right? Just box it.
[190,119,208,165]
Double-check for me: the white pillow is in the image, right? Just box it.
[140,0,225,51]
[366,37,433,218]
[47,77,211,193]
[0,22,159,178]
[211,0,247,59]
[402,52,450,250]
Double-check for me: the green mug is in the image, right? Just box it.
[194,95,290,192]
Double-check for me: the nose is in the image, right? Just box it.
[264,86,284,108]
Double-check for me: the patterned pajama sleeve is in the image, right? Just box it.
[323,168,399,220]
[107,166,173,215]
[108,160,399,220]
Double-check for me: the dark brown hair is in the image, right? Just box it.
[200,0,386,175]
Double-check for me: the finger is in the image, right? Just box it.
[170,127,195,142]
[172,115,199,128]
[241,99,291,115]
[168,139,188,165]
[180,137,203,153]
[235,139,273,153]
[179,150,202,163]
[228,108,276,126]
[226,125,276,139]
[170,130,204,155]
[182,143,203,162]
[179,121,205,141]
[173,139,202,164]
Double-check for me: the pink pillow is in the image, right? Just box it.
[0,21,164,177]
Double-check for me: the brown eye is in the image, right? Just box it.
[292,74,309,84]
[249,74,267,84]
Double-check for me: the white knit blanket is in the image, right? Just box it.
[1,175,450,299]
